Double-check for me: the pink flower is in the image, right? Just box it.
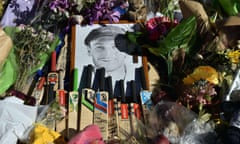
[181,80,217,110]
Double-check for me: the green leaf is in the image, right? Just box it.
[126,31,143,45]
[185,33,197,53]
[3,27,20,38]
[148,46,166,59]
[166,57,173,80]
[218,0,239,16]
[30,36,60,74]
[149,16,197,81]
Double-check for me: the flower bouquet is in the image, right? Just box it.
[125,0,240,143]
[1,0,240,143]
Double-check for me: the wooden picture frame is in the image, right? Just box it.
[68,22,150,137]
[70,22,150,91]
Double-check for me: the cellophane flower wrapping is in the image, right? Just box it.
[147,102,196,143]
[146,101,217,144]
[179,118,217,144]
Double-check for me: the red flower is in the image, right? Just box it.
[146,16,179,41]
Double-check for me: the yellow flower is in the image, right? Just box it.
[227,50,240,64]
[183,66,219,85]
[30,123,66,144]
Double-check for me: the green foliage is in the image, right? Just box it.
[4,26,60,91]
[148,16,197,78]
[156,0,180,20]
[126,31,144,46]
[148,16,197,57]
[218,0,240,16]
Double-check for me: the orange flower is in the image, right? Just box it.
[183,66,219,85]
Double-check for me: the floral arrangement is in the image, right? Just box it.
[79,0,130,24]
[128,0,240,106]
[125,0,240,143]
[1,0,240,143]
[3,25,60,93]
[30,0,135,33]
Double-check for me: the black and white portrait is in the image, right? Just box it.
[74,23,143,90]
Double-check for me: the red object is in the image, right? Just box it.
[58,90,66,106]
[146,16,179,41]
[134,103,141,120]
[47,73,58,84]
[108,100,114,116]
[121,104,128,119]
[37,77,46,90]
[154,134,170,144]
[8,90,36,106]
[51,51,57,72]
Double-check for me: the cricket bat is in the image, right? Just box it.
[139,67,153,124]
[79,64,95,131]
[118,79,131,140]
[29,64,49,105]
[46,51,58,104]
[76,65,89,131]
[106,76,118,139]
[31,76,46,105]
[55,69,67,133]
[68,68,79,134]
[93,68,109,141]
[129,80,141,120]
[129,80,142,136]
[57,70,66,108]
[113,81,121,138]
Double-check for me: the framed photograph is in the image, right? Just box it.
[70,23,149,94]
[68,22,151,135]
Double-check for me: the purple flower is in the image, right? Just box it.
[49,0,69,11]
[83,0,127,24]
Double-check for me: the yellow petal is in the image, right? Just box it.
[227,50,240,64]
[183,66,218,85]
[30,123,62,144]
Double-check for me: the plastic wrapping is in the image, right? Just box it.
[179,119,217,144]
[0,97,37,143]
[224,68,240,102]
[0,28,16,95]
[0,47,17,95]
[0,28,12,69]
[147,102,197,143]
[0,0,36,27]
[147,102,217,144]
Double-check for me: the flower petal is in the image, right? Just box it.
[183,66,219,85]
